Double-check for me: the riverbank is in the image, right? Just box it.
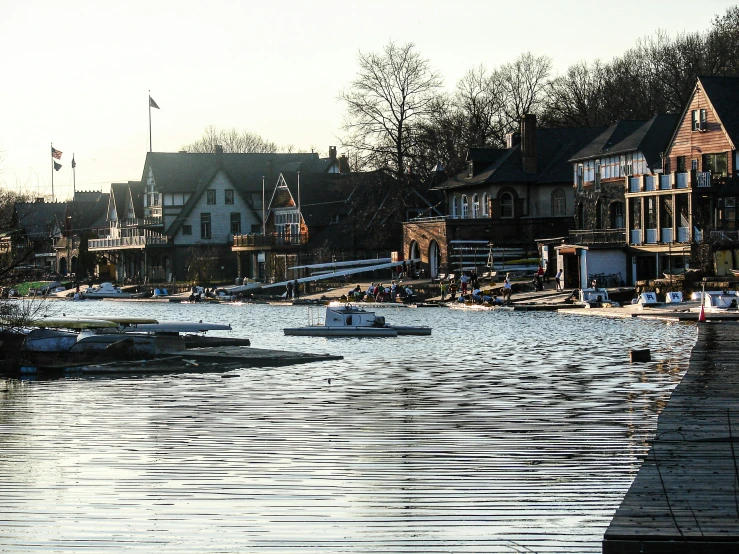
[603,322,739,552]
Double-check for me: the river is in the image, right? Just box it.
[0,300,696,553]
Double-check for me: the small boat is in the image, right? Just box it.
[689,291,739,312]
[80,282,144,299]
[576,288,620,308]
[284,305,431,337]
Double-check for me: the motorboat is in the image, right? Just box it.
[689,291,739,312]
[284,305,432,337]
[575,288,620,308]
[80,282,144,299]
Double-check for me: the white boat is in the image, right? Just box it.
[689,291,739,312]
[284,305,431,337]
[80,282,142,299]
[576,288,620,308]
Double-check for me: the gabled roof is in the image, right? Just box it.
[143,151,331,194]
[13,201,68,239]
[435,127,604,190]
[698,75,739,148]
[65,193,110,233]
[569,114,679,168]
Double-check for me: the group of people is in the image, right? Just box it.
[284,280,301,299]
[340,281,414,303]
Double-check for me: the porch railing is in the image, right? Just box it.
[644,176,657,192]
[629,177,641,193]
[233,232,309,248]
[88,235,168,250]
[630,229,642,245]
[660,174,672,190]
[677,227,690,243]
[568,228,626,244]
[645,228,658,244]
[676,173,690,189]
[661,228,673,243]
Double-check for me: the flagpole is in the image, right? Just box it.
[148,90,152,152]
[262,176,266,236]
[51,142,54,201]
[72,154,76,196]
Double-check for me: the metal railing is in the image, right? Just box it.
[233,232,309,247]
[88,235,168,250]
[568,228,626,245]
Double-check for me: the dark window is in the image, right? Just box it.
[230,212,241,235]
[225,189,234,205]
[500,192,514,218]
[677,156,686,172]
[182,224,192,236]
[594,162,601,191]
[251,224,262,233]
[702,153,728,177]
[200,213,211,239]
[552,189,566,216]
[692,109,700,131]
[207,190,216,205]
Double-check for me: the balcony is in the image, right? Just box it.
[629,177,641,193]
[233,232,309,249]
[631,229,642,245]
[568,228,626,245]
[661,228,673,243]
[88,235,169,250]
[696,171,712,188]
[677,227,690,243]
[645,229,658,244]
[644,176,657,192]
[660,174,672,190]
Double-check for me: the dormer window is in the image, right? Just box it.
[467,161,474,178]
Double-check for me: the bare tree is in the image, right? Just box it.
[340,41,443,178]
[498,52,552,129]
[182,126,279,153]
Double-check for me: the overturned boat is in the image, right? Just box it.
[284,305,432,337]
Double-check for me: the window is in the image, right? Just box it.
[611,202,625,228]
[594,161,601,191]
[552,189,566,216]
[576,165,583,192]
[500,192,514,218]
[461,195,468,218]
[692,109,707,131]
[702,153,728,177]
[230,212,241,235]
[472,194,479,218]
[275,210,300,236]
[206,189,216,205]
[225,189,234,205]
[481,193,489,216]
[451,196,458,218]
[677,156,686,172]
[182,224,192,236]
[691,159,698,171]
[200,213,211,239]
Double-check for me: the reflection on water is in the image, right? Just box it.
[0,302,696,552]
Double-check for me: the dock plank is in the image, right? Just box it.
[603,322,739,553]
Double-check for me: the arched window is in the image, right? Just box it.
[451,195,457,218]
[472,194,479,219]
[482,193,489,216]
[552,189,566,216]
[500,192,514,218]
[610,201,625,228]
[461,195,468,218]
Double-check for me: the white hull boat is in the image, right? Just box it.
[80,282,143,299]
[284,305,431,337]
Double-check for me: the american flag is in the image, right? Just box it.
[51,147,63,160]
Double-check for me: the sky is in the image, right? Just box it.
[1,0,736,201]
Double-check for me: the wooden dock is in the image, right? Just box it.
[603,322,739,553]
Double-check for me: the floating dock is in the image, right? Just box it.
[603,322,739,553]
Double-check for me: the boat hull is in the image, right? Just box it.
[284,326,398,337]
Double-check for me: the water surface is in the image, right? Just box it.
[0,301,696,552]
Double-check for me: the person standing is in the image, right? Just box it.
[286,280,294,299]
[555,269,563,291]
[440,280,447,302]
[460,272,469,295]
[293,279,300,299]
[503,273,512,304]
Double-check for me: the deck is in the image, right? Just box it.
[603,323,739,553]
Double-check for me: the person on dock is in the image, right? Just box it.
[440,280,447,301]
[503,274,512,304]
[293,280,300,299]
[555,268,563,291]
[286,280,294,299]
[460,273,469,295]
[449,278,457,300]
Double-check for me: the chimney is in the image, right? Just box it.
[35,197,45,203]
[329,146,337,159]
[338,154,350,173]
[505,132,520,149]
[520,114,537,173]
